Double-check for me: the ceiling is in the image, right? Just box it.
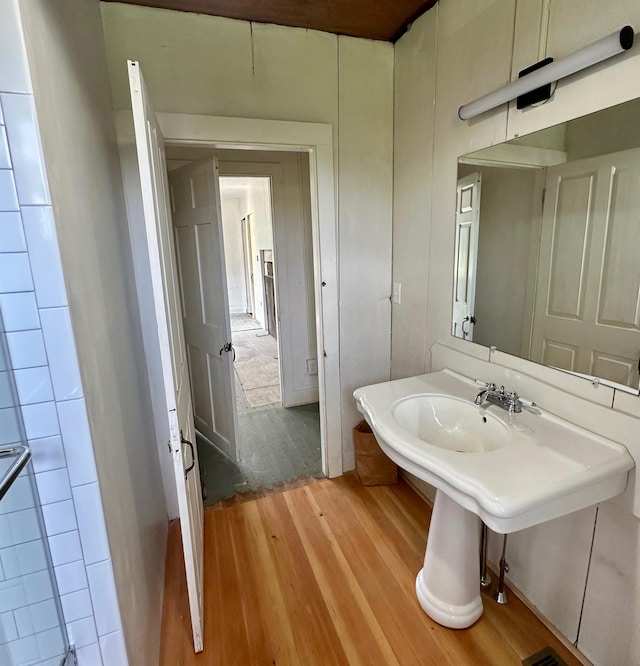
[102,0,438,42]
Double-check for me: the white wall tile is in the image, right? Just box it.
[7,508,40,545]
[21,207,68,308]
[67,616,98,649]
[28,435,66,473]
[0,516,11,549]
[0,291,39,330]
[0,211,26,252]
[47,531,82,567]
[0,546,20,580]
[6,329,47,368]
[0,0,32,94]
[14,366,53,405]
[0,610,18,643]
[57,400,96,486]
[612,387,640,419]
[41,499,77,537]
[20,401,58,440]
[0,94,50,205]
[13,605,34,637]
[36,655,68,666]
[73,484,110,565]
[86,560,121,636]
[0,100,3,124]
[40,308,82,401]
[0,580,26,613]
[54,561,88,597]
[28,599,60,634]
[35,627,66,660]
[0,406,21,446]
[22,570,54,604]
[0,475,32,514]
[15,539,47,575]
[99,630,128,666]
[0,252,32,293]
[0,126,10,169]
[0,169,19,211]
[60,588,94,624]
[76,642,103,666]
[35,468,71,506]
[0,370,13,409]
[7,634,39,664]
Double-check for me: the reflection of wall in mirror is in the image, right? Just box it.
[457,163,543,357]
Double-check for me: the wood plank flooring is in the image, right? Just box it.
[160,474,582,666]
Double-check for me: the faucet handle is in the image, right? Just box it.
[485,382,497,390]
[507,390,519,401]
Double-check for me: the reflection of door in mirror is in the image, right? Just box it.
[452,173,481,340]
[530,147,640,389]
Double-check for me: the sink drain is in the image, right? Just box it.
[522,646,567,666]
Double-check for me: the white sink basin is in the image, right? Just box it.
[353,369,633,629]
[393,394,508,453]
[354,369,633,533]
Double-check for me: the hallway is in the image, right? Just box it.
[196,315,322,505]
[231,314,281,409]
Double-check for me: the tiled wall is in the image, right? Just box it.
[1,332,68,666]
[0,2,127,664]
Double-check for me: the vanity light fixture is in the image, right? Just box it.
[458,25,635,121]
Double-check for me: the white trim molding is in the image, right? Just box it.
[115,111,342,479]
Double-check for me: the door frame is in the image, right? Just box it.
[116,112,342,512]
[240,215,255,317]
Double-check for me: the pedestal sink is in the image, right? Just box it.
[353,369,633,629]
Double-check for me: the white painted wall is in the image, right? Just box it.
[393,2,640,664]
[17,2,168,664]
[100,2,393,468]
[246,176,273,330]
[219,191,248,314]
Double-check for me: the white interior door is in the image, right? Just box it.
[128,61,204,653]
[452,173,482,340]
[169,158,237,458]
[530,148,640,388]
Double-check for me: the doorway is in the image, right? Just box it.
[165,147,323,503]
[219,177,281,408]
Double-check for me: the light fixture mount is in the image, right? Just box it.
[458,25,635,121]
[516,57,554,109]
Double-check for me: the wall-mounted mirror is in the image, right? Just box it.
[453,97,640,394]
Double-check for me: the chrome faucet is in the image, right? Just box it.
[474,382,522,414]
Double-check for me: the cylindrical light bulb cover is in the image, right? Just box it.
[458,26,634,121]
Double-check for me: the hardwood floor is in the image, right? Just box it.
[160,474,582,665]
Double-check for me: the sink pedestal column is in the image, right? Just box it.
[415,489,483,629]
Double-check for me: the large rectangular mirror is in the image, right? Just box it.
[454,97,640,394]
